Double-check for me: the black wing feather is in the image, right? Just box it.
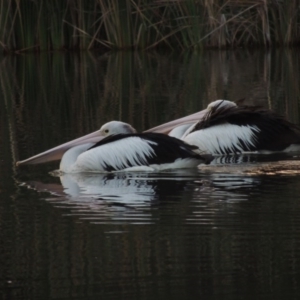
[88,133,212,171]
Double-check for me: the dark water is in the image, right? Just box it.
[1,50,300,300]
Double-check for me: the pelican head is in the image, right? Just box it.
[99,121,137,136]
[207,99,237,111]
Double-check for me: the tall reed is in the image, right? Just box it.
[0,0,299,52]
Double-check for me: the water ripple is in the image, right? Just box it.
[18,158,300,229]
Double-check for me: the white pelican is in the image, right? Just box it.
[17,121,212,173]
[148,100,300,155]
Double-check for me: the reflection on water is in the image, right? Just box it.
[19,159,295,226]
[19,169,267,228]
[1,50,300,299]
[25,171,198,224]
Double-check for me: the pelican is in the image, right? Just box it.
[148,100,300,155]
[17,121,212,173]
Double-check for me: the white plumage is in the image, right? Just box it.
[183,123,260,154]
[61,137,158,173]
[169,123,194,139]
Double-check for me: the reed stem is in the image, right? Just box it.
[0,0,299,52]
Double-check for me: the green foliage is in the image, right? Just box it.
[0,0,299,52]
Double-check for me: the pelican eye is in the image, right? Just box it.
[105,129,109,133]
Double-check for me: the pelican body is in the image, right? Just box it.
[17,121,211,173]
[180,100,300,155]
[147,100,300,155]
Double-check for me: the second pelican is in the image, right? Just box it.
[148,100,300,155]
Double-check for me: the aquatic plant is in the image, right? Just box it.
[0,0,299,52]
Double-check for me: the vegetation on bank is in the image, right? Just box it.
[0,0,299,53]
